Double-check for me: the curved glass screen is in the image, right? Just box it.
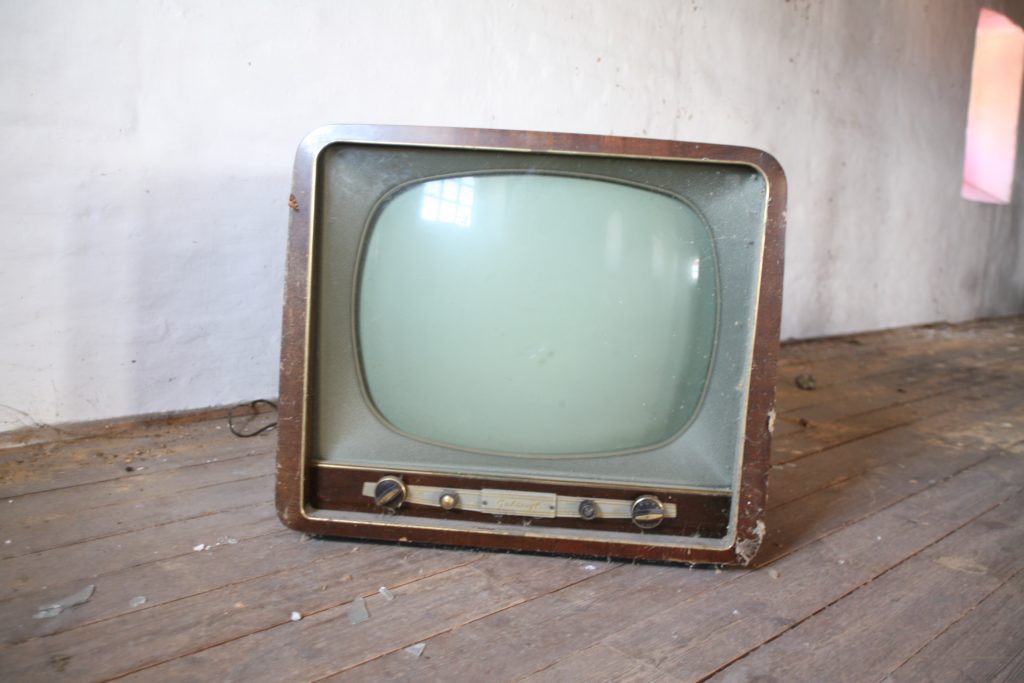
[357,173,718,456]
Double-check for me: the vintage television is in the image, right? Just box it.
[276,125,786,565]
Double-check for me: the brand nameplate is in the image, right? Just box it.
[479,489,558,518]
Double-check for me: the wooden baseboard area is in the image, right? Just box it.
[0,400,279,451]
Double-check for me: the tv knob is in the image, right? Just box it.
[438,491,459,511]
[373,476,407,510]
[631,494,665,529]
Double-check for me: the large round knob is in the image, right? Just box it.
[374,476,407,510]
[631,494,665,529]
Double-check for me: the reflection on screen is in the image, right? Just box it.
[358,173,718,456]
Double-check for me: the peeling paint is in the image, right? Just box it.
[736,519,766,565]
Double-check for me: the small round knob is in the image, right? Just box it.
[374,476,406,510]
[578,499,598,520]
[439,491,459,511]
[631,494,665,529]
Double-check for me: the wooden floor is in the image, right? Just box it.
[2,318,1023,682]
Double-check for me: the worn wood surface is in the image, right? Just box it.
[0,317,1022,682]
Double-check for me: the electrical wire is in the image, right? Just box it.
[228,399,278,437]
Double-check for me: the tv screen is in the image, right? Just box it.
[277,126,786,565]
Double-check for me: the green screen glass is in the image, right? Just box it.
[358,174,717,456]
[314,144,767,492]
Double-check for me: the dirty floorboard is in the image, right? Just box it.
[1,317,1023,682]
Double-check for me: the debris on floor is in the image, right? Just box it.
[129,596,147,608]
[290,611,302,621]
[33,584,95,619]
[192,537,238,552]
[794,373,817,390]
[583,564,597,571]
[768,569,780,580]
[936,556,989,575]
[378,586,395,601]
[348,595,369,624]
[404,642,426,657]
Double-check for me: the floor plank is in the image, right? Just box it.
[885,570,1024,683]
[0,473,273,559]
[514,643,678,683]
[0,317,1021,683]
[0,451,273,539]
[706,491,1024,683]
[603,453,1024,680]
[118,556,612,682]
[0,419,268,498]
[0,502,277,602]
[3,547,482,681]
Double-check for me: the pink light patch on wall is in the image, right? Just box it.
[962,8,1024,204]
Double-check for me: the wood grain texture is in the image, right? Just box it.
[605,452,1024,680]
[705,492,1024,683]
[515,643,678,683]
[886,570,1024,683]
[0,418,266,498]
[0,317,1021,682]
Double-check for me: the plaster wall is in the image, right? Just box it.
[2,0,1023,431]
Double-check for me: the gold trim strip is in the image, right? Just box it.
[358,481,678,519]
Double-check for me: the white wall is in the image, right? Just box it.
[2,0,1023,431]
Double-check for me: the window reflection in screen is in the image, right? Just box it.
[420,177,475,227]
